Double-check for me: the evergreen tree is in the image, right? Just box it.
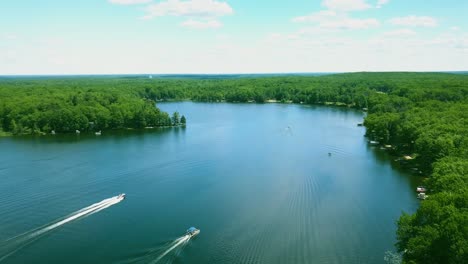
[180,115,186,125]
[171,112,180,125]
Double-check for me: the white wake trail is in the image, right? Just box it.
[0,195,123,263]
[4,196,117,242]
[77,198,122,220]
[27,196,121,239]
[74,197,117,214]
[151,235,190,264]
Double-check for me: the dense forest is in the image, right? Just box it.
[1,72,467,263]
[0,78,188,135]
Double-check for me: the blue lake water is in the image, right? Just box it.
[0,102,419,263]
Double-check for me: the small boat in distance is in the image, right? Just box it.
[416,186,427,192]
[186,227,200,237]
[95,131,102,136]
[117,193,126,200]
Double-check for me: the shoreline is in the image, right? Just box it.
[1,125,186,137]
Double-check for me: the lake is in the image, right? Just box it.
[0,102,420,263]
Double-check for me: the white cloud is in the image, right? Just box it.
[382,29,416,37]
[3,34,18,41]
[2,30,468,74]
[292,10,337,23]
[389,15,437,27]
[108,0,152,5]
[215,33,231,41]
[376,0,389,8]
[143,0,233,19]
[322,0,372,11]
[293,11,379,30]
[2,50,18,63]
[293,1,381,31]
[256,28,468,73]
[428,33,468,51]
[322,17,379,29]
[181,19,222,29]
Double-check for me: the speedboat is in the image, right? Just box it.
[117,193,126,200]
[186,227,200,237]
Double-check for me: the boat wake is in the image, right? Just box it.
[124,235,191,264]
[151,235,191,264]
[0,195,124,263]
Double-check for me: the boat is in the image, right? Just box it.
[186,227,200,237]
[417,193,428,200]
[95,131,102,136]
[403,155,414,160]
[369,140,379,145]
[117,193,126,200]
[416,186,427,192]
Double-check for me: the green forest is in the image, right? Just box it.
[1,72,467,263]
[0,78,188,135]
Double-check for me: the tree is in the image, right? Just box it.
[180,115,186,126]
[171,111,180,126]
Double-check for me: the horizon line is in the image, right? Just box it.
[1,70,467,77]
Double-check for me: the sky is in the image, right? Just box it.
[1,0,467,74]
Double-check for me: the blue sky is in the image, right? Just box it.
[1,0,467,74]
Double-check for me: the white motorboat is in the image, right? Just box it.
[416,186,427,192]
